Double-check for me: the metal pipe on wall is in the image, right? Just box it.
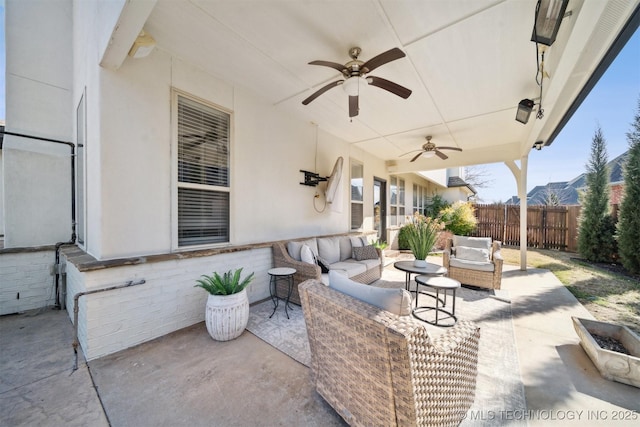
[72,279,146,371]
[0,130,77,308]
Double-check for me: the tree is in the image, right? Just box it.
[465,165,495,202]
[617,98,640,273]
[577,126,616,262]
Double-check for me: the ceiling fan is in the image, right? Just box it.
[302,47,412,118]
[403,136,463,161]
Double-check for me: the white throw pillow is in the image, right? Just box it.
[300,244,316,264]
[328,271,412,316]
[456,246,490,262]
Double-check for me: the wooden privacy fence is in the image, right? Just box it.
[472,204,582,252]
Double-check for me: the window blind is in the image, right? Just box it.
[177,95,230,246]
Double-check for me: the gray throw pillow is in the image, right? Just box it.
[353,245,378,261]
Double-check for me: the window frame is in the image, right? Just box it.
[76,90,87,247]
[350,159,364,231]
[171,89,233,250]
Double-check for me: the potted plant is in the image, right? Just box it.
[404,212,444,267]
[195,268,255,341]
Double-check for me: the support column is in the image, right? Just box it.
[505,157,528,271]
[518,156,528,270]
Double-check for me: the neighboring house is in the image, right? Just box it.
[506,151,629,206]
[1,1,635,361]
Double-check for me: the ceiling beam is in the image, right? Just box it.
[99,0,158,71]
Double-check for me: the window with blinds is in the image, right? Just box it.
[177,95,230,246]
[350,161,363,230]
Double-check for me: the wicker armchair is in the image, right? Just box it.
[299,280,480,426]
[443,236,503,290]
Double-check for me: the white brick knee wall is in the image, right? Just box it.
[0,250,56,315]
[64,247,273,360]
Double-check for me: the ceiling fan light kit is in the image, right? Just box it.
[302,47,412,118]
[402,136,463,162]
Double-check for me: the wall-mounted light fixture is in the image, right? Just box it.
[531,0,569,46]
[128,30,156,58]
[532,141,544,151]
[515,99,535,124]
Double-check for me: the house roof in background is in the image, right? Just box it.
[506,150,629,205]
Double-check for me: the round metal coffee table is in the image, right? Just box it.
[393,261,447,303]
[413,275,461,327]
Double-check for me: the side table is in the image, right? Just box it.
[412,275,461,327]
[268,267,296,319]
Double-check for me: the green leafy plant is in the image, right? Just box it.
[372,239,388,250]
[403,212,444,260]
[437,201,477,236]
[424,193,450,218]
[195,268,255,296]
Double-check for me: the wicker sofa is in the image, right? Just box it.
[443,235,503,290]
[299,279,480,426]
[272,234,383,305]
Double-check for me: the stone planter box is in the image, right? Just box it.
[572,317,640,388]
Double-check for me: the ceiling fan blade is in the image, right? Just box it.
[410,152,424,162]
[302,80,343,105]
[349,95,359,117]
[361,47,406,73]
[436,146,463,152]
[367,76,412,99]
[435,150,448,160]
[308,60,347,73]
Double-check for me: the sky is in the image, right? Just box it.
[477,28,640,203]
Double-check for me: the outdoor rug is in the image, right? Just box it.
[246,269,526,426]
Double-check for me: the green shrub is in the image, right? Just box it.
[398,224,411,250]
[578,126,616,263]
[617,98,640,273]
[437,201,477,236]
[424,194,450,218]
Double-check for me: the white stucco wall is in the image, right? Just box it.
[4,0,73,247]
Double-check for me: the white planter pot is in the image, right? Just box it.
[205,289,249,341]
[413,259,428,268]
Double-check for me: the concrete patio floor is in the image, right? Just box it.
[1,257,639,426]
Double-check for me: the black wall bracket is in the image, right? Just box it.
[300,170,328,187]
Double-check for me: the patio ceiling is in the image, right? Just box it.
[131,0,637,173]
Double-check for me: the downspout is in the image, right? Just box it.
[0,130,77,309]
[72,279,146,371]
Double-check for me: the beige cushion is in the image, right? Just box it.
[339,237,353,261]
[450,257,495,272]
[453,236,491,252]
[318,237,341,264]
[456,246,489,262]
[328,271,412,316]
[300,244,316,264]
[328,260,367,278]
[287,238,318,261]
